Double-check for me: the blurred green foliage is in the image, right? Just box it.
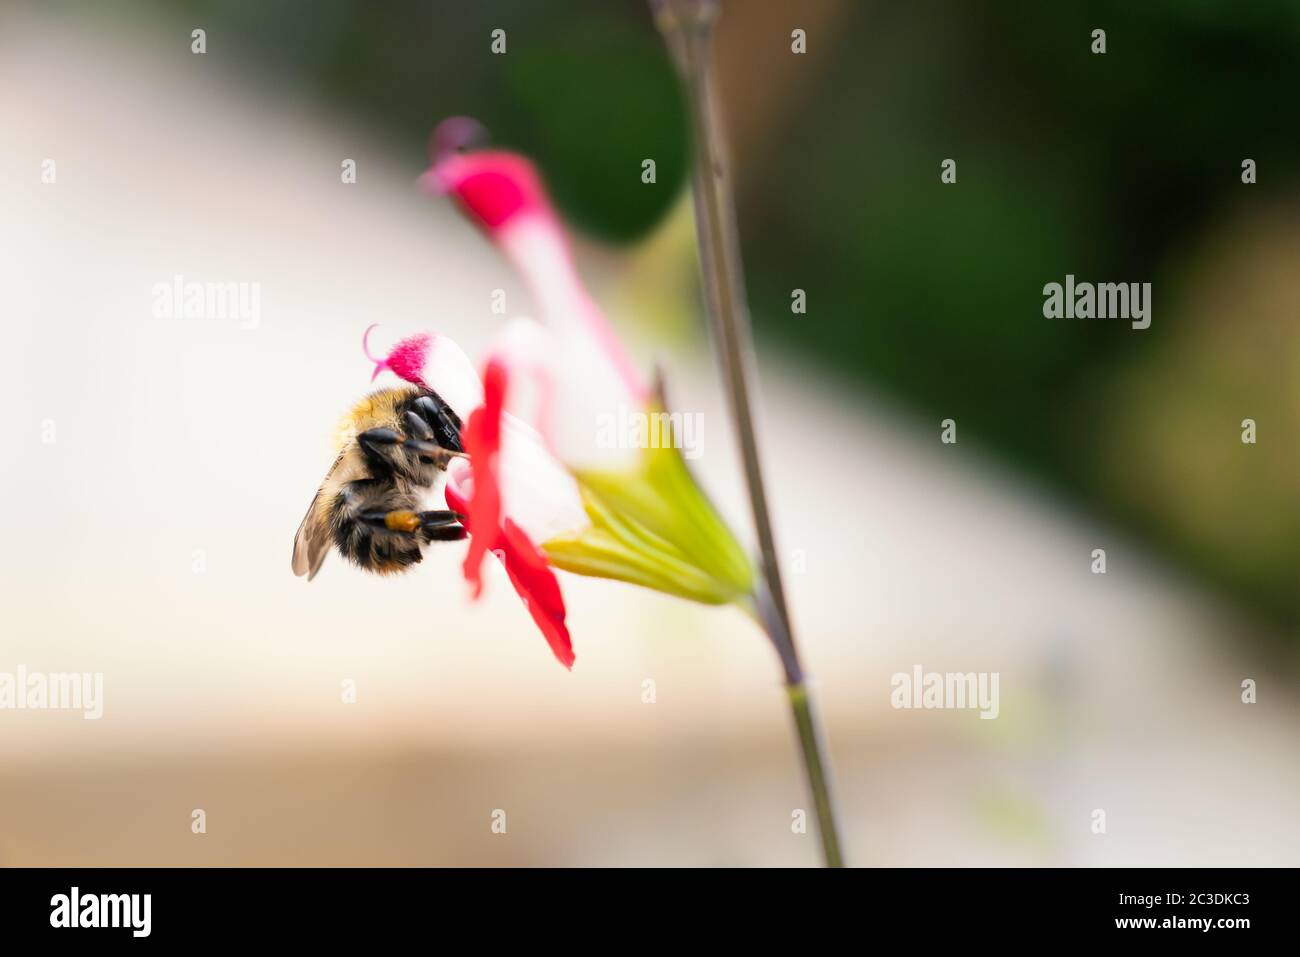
[747,0,1300,488]
[131,0,687,240]
[738,0,1300,627]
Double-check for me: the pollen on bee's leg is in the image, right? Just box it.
[384,510,422,533]
[360,509,421,533]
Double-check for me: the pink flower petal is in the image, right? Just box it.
[364,325,484,421]
[420,117,555,234]
[421,118,646,404]
[430,151,552,232]
[363,324,431,385]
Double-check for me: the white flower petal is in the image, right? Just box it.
[499,413,587,543]
[487,316,639,472]
[422,334,484,422]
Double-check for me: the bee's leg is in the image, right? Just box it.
[412,394,463,453]
[359,508,467,542]
[357,427,456,468]
[404,410,434,443]
[419,513,469,543]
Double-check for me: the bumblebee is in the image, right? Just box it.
[292,386,467,581]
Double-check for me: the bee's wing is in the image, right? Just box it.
[292,452,344,581]
[291,495,330,581]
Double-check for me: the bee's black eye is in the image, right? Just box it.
[412,394,463,453]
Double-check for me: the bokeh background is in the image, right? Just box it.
[2,0,1298,865]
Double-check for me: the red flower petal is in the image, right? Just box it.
[498,518,574,670]
[443,476,471,524]
[457,359,505,597]
[444,361,574,670]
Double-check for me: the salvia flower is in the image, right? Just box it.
[364,117,754,668]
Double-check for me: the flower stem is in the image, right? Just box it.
[787,683,844,868]
[653,0,846,867]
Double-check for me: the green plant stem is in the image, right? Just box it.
[787,683,844,868]
[653,0,845,868]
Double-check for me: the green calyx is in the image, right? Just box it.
[541,403,754,606]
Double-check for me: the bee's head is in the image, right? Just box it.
[347,387,458,481]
